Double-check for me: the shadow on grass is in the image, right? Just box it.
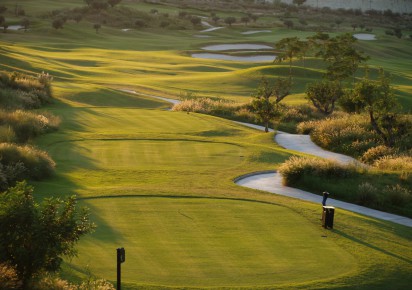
[334,229,412,265]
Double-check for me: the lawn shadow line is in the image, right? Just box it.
[334,229,412,265]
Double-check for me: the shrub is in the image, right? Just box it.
[0,143,55,181]
[278,156,357,186]
[298,114,377,156]
[374,155,412,171]
[361,145,396,164]
[384,184,411,206]
[356,182,380,206]
[0,263,21,290]
[0,110,60,143]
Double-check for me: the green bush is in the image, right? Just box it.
[0,143,55,182]
[278,156,357,186]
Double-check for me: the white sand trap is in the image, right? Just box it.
[202,44,273,51]
[8,25,25,30]
[353,33,376,40]
[121,28,132,32]
[200,27,223,33]
[241,30,272,35]
[192,53,276,62]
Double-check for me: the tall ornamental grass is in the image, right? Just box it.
[297,114,377,156]
[0,110,60,143]
[278,156,358,186]
[0,71,53,109]
[0,143,55,190]
[173,97,255,123]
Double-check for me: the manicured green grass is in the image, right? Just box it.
[69,197,356,288]
[1,1,411,288]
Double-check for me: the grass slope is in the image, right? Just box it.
[0,1,411,288]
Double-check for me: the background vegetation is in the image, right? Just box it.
[0,0,411,289]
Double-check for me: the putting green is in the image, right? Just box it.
[70,197,356,287]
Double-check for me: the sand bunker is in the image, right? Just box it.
[241,30,272,35]
[200,27,223,33]
[353,33,376,40]
[8,25,25,31]
[202,44,273,51]
[192,53,275,62]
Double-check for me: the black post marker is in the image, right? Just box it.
[117,248,125,290]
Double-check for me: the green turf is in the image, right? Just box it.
[1,1,412,288]
[69,197,356,288]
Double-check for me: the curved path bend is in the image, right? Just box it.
[123,90,412,228]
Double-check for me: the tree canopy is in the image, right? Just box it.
[0,182,95,288]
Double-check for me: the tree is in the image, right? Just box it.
[190,16,201,26]
[275,36,301,78]
[241,16,250,26]
[21,18,30,32]
[108,0,122,8]
[283,19,294,29]
[93,23,101,33]
[306,81,343,115]
[52,18,64,29]
[250,14,259,23]
[351,70,403,147]
[224,16,236,27]
[293,0,307,6]
[0,5,7,14]
[212,16,220,24]
[317,33,368,82]
[250,77,291,132]
[0,181,95,288]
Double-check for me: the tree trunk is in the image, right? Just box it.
[369,110,390,146]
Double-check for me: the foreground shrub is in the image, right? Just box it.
[278,156,357,185]
[32,275,115,290]
[0,143,55,184]
[0,263,21,290]
[0,182,95,288]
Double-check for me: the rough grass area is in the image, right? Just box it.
[278,156,412,218]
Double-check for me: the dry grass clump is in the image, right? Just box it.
[0,71,53,109]
[33,276,115,290]
[173,97,256,123]
[356,182,381,207]
[0,110,60,143]
[374,155,412,171]
[297,114,376,156]
[0,143,55,190]
[278,156,357,185]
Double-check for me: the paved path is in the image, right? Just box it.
[234,122,412,228]
[122,91,412,227]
